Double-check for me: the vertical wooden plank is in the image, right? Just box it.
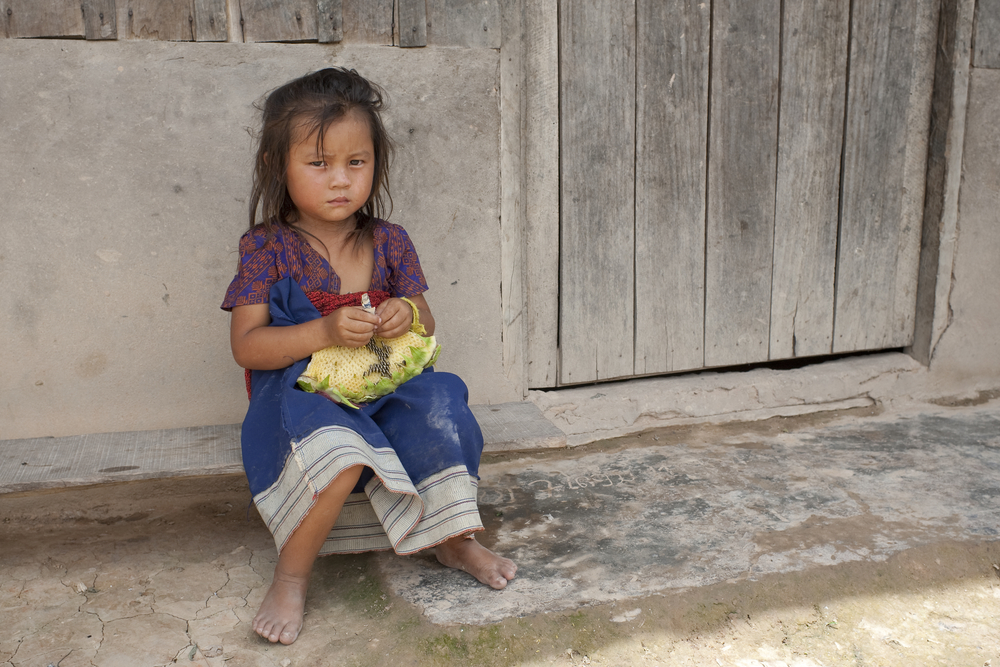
[342,0,394,44]
[704,0,780,367]
[834,0,935,352]
[425,0,501,48]
[398,0,427,47]
[194,0,227,41]
[559,0,636,384]
[317,0,343,42]
[633,0,710,375]
[524,0,560,388]
[0,1,85,38]
[910,0,975,364]
[126,0,194,40]
[239,0,317,42]
[500,0,527,393]
[769,0,849,359]
[973,0,1000,67]
[83,0,117,39]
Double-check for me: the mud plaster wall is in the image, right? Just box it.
[0,40,515,440]
[927,66,1000,385]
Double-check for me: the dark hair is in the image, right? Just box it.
[248,67,394,248]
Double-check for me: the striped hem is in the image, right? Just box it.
[252,425,483,556]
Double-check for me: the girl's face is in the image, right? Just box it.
[285,111,375,233]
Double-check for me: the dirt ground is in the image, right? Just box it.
[3,411,1000,666]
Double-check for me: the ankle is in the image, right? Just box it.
[271,564,311,589]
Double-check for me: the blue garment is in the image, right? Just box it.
[241,277,485,555]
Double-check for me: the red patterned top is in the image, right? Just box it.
[221,220,428,310]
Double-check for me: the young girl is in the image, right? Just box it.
[221,67,516,645]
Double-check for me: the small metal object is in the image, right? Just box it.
[361,293,376,314]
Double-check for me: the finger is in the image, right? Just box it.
[341,308,380,327]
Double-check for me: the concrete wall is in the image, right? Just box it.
[925,66,1000,387]
[0,40,517,440]
[2,0,999,443]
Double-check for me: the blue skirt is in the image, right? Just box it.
[241,278,485,555]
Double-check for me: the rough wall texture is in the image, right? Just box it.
[0,40,512,440]
[927,67,1000,385]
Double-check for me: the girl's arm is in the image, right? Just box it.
[374,294,435,338]
[230,302,381,370]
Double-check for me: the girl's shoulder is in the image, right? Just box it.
[373,218,405,236]
[238,223,301,253]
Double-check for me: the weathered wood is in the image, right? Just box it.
[523,0,560,388]
[126,0,194,41]
[316,0,343,43]
[910,0,975,364]
[558,0,636,384]
[974,0,1000,68]
[768,0,849,359]
[426,0,501,48]
[239,0,317,42]
[834,0,933,352]
[500,0,527,392]
[0,0,85,38]
[704,0,780,367]
[398,0,427,47]
[633,0,710,375]
[342,0,393,44]
[83,0,117,39]
[193,0,227,41]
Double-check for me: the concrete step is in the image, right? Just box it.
[0,401,565,494]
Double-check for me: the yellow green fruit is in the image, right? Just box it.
[297,330,440,408]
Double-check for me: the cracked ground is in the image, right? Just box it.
[2,406,1000,666]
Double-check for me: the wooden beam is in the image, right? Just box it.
[398,0,427,47]
[316,0,343,43]
[634,0,710,375]
[194,0,227,41]
[834,0,937,352]
[0,0,85,38]
[704,0,781,367]
[239,0,317,42]
[769,0,849,359]
[83,0,117,39]
[342,0,393,44]
[559,0,636,384]
[909,0,975,364]
[523,0,560,389]
[425,0,501,47]
[126,0,195,41]
[974,0,1000,67]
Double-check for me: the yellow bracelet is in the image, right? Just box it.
[399,297,428,336]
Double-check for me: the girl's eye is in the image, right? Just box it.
[310,161,326,167]
[350,159,364,166]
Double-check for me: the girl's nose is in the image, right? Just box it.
[329,167,350,187]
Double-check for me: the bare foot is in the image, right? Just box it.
[435,534,517,589]
[252,569,309,644]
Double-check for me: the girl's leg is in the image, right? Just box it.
[253,465,364,644]
[435,533,517,590]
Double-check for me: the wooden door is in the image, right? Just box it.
[553,0,938,386]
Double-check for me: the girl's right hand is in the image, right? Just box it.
[231,302,380,370]
[323,306,380,348]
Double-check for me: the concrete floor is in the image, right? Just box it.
[3,401,1000,666]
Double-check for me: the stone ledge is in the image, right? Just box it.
[0,401,566,495]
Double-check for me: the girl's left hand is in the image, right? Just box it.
[374,298,414,338]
